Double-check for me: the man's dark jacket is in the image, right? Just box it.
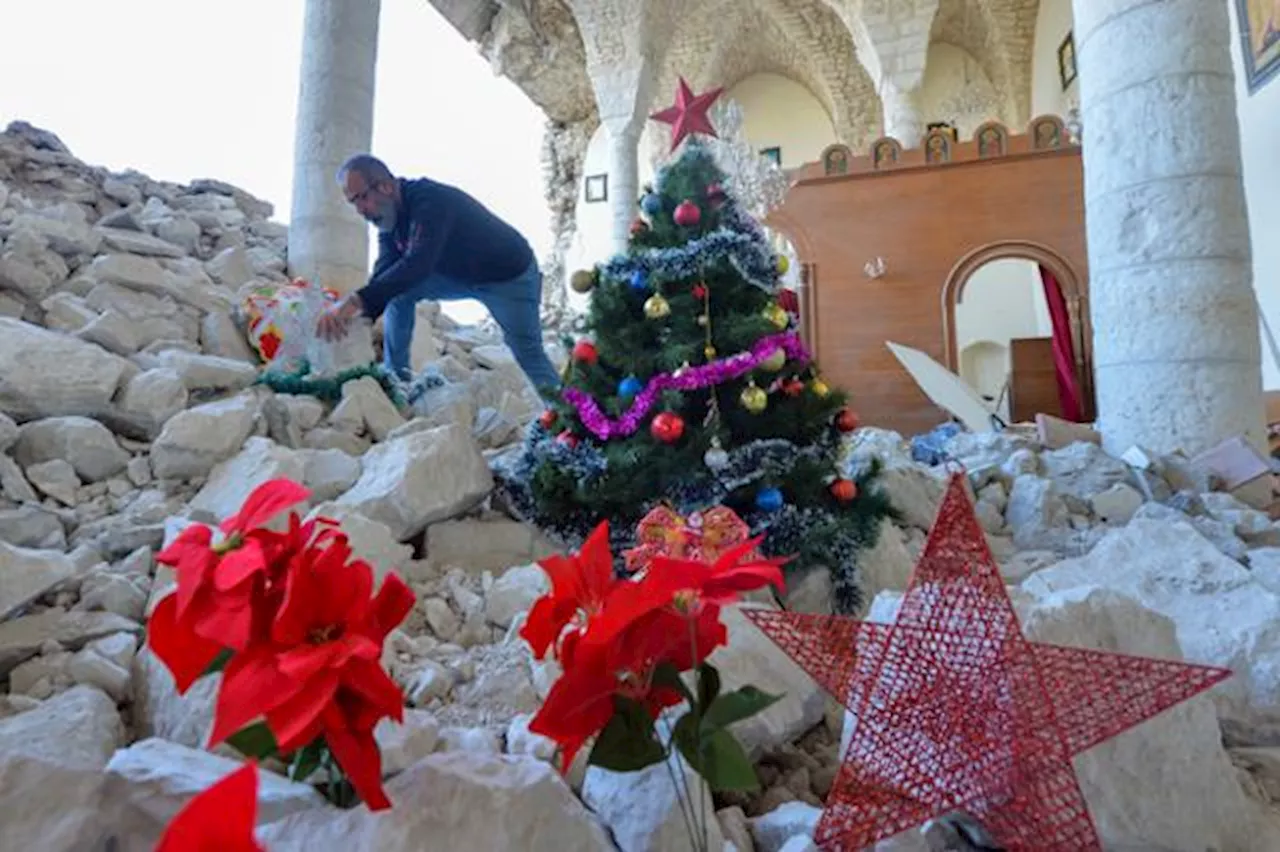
[357,177,534,320]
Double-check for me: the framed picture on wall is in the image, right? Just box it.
[584,173,608,203]
[1234,0,1280,94]
[1057,31,1077,90]
[759,146,782,165]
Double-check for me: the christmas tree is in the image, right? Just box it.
[496,79,895,612]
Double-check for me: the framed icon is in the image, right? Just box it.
[584,173,608,203]
[1058,31,1077,90]
[759,146,782,165]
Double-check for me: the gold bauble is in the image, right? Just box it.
[643,294,671,319]
[810,378,830,397]
[760,349,786,371]
[776,255,790,275]
[740,383,768,413]
[763,303,789,330]
[704,344,717,359]
[570,269,596,293]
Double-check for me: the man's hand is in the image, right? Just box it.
[316,292,363,342]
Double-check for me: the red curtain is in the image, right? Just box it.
[1039,266,1084,422]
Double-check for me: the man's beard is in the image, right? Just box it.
[368,200,398,232]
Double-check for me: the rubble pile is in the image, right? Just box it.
[1,121,1280,850]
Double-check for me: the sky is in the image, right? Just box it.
[0,0,551,320]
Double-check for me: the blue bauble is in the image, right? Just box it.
[629,269,648,291]
[640,193,662,216]
[755,487,784,512]
[618,376,643,398]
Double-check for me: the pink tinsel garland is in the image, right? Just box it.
[562,331,810,440]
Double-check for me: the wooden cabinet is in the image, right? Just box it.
[767,118,1094,436]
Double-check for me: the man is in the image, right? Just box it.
[316,154,561,396]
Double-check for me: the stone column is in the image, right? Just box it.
[1073,0,1265,458]
[287,0,381,293]
[602,115,643,255]
[880,83,923,147]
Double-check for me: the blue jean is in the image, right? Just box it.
[381,260,562,396]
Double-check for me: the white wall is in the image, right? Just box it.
[724,73,836,169]
[918,43,1006,138]
[955,258,1051,415]
[1030,0,1080,119]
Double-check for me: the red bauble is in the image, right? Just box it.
[538,409,557,429]
[650,411,686,444]
[829,478,857,502]
[555,430,579,448]
[782,378,805,397]
[692,283,708,300]
[673,200,701,227]
[835,408,860,432]
[571,340,598,365]
[630,218,649,236]
[778,288,800,314]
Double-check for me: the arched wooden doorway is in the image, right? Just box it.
[941,240,1094,421]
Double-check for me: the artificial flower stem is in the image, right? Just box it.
[659,727,699,851]
[688,616,710,852]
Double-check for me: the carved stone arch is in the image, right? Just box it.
[940,240,1093,416]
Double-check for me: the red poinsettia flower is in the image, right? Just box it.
[520,521,618,665]
[154,760,263,852]
[152,479,312,655]
[211,478,314,593]
[206,535,415,811]
[580,537,787,655]
[529,603,725,773]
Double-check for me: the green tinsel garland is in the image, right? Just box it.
[254,360,405,406]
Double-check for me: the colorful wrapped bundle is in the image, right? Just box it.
[622,504,763,574]
[241,278,341,370]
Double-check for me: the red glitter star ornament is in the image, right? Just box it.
[747,473,1231,851]
[650,77,723,152]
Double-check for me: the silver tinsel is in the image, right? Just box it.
[704,99,793,219]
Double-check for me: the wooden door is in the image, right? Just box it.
[1008,337,1062,422]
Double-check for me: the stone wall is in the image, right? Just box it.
[537,115,597,329]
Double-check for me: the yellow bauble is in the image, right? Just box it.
[776,255,790,275]
[760,349,786,371]
[570,269,596,293]
[740,383,768,413]
[810,378,830,397]
[643,294,671,319]
[763,303,789,330]
[704,344,717,359]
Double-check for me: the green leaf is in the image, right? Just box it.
[696,729,761,792]
[287,738,326,782]
[696,663,721,712]
[651,660,695,706]
[672,714,761,792]
[201,648,234,677]
[701,686,783,733]
[587,696,666,772]
[225,721,278,760]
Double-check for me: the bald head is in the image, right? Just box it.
[337,153,394,186]
[337,154,400,231]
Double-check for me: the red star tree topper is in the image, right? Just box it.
[748,472,1232,851]
[650,76,724,152]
